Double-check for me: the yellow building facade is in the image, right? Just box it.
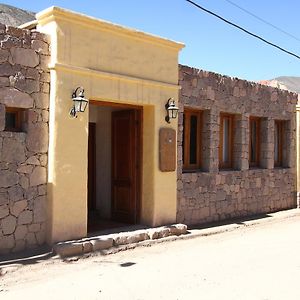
[35,7,184,243]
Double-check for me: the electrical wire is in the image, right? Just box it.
[185,0,300,60]
[224,0,300,43]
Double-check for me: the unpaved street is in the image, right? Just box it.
[1,215,300,300]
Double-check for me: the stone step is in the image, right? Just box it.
[53,224,187,258]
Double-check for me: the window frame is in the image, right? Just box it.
[5,107,26,132]
[219,113,234,169]
[249,117,261,168]
[182,109,202,171]
[274,120,284,167]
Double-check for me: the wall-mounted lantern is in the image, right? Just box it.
[165,98,179,123]
[70,87,88,118]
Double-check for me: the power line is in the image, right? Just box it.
[224,0,300,43]
[185,0,300,60]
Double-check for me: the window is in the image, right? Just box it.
[249,117,260,167]
[219,113,234,169]
[274,120,283,167]
[5,108,26,132]
[183,109,202,170]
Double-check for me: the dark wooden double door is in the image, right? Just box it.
[88,108,141,224]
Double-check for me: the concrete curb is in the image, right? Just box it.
[57,208,300,260]
[54,224,188,258]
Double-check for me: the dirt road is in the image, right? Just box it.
[1,214,300,299]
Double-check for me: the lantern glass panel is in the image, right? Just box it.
[74,99,81,112]
[80,100,88,112]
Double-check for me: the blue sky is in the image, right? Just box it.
[2,0,300,81]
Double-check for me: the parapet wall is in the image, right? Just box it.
[0,24,50,254]
[177,65,297,225]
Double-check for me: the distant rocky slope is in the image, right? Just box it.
[0,3,35,26]
[259,76,300,94]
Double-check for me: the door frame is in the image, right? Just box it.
[89,100,143,224]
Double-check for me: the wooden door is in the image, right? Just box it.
[111,109,141,223]
[88,122,96,212]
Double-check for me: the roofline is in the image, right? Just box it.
[19,19,38,30]
[36,6,185,51]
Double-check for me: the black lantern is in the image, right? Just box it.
[165,98,179,123]
[70,87,88,118]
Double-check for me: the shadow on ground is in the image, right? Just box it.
[187,213,272,232]
[0,245,54,268]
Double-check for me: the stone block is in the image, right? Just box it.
[6,26,24,37]
[114,231,150,246]
[26,123,48,153]
[0,191,8,205]
[0,87,33,108]
[168,224,188,236]
[15,78,40,94]
[10,48,39,67]
[28,223,40,233]
[83,241,93,253]
[2,138,26,163]
[32,93,49,109]
[0,235,14,251]
[0,77,9,87]
[0,170,19,188]
[33,196,46,222]
[26,68,40,80]
[31,40,49,55]
[14,224,28,240]
[13,239,26,253]
[8,185,24,202]
[0,62,13,76]
[25,232,36,246]
[148,227,170,240]
[0,49,9,64]
[18,210,33,225]
[54,242,83,258]
[40,154,47,166]
[36,231,45,245]
[216,190,226,201]
[26,156,40,165]
[19,175,29,189]
[39,55,49,69]
[40,72,50,83]
[30,166,47,186]
[0,204,9,218]
[17,165,34,174]
[91,238,113,251]
[38,184,47,196]
[10,200,27,217]
[1,35,22,48]
[2,215,17,235]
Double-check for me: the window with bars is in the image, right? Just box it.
[249,117,260,167]
[219,113,234,169]
[5,108,27,132]
[274,120,284,167]
[183,109,202,170]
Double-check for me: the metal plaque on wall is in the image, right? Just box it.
[159,128,176,172]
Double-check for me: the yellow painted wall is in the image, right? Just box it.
[36,7,184,243]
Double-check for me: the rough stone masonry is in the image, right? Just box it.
[0,24,50,254]
[177,65,298,225]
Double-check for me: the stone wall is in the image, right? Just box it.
[0,24,50,254]
[177,65,297,225]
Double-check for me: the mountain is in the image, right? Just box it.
[0,3,35,27]
[259,76,300,94]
